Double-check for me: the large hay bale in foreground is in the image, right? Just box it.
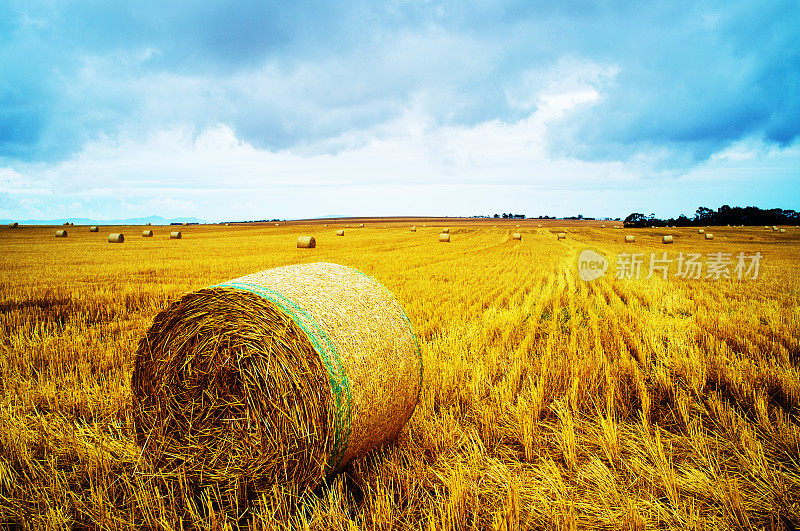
[170,231,182,239]
[142,230,153,237]
[663,235,674,244]
[512,233,521,240]
[108,233,124,243]
[297,235,316,248]
[439,233,450,242]
[131,262,421,494]
[55,230,68,238]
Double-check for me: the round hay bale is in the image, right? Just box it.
[662,235,674,244]
[131,262,421,494]
[512,232,522,240]
[411,226,416,232]
[89,226,99,232]
[772,226,778,231]
[142,230,153,237]
[359,224,364,228]
[147,222,152,226]
[423,225,427,228]
[108,233,124,243]
[346,224,351,228]
[55,230,68,238]
[297,236,316,248]
[170,231,182,239]
[442,228,450,234]
[557,232,566,240]
[625,235,635,243]
[8,222,18,228]
[537,224,542,228]
[779,228,786,233]
[336,229,345,236]
[705,233,714,240]
[601,224,606,228]
[698,229,704,234]
[439,233,450,242]
[765,226,771,229]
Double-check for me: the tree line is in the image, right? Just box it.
[624,205,800,228]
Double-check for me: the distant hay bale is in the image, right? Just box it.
[346,224,351,228]
[557,232,566,240]
[614,225,620,229]
[442,228,450,234]
[63,222,69,226]
[297,236,316,248]
[142,230,153,237]
[516,224,520,227]
[625,235,635,243]
[359,224,364,228]
[423,225,427,228]
[663,235,674,244]
[698,229,704,234]
[108,233,125,243]
[275,223,280,227]
[538,224,542,228]
[411,226,416,232]
[336,229,344,236]
[512,232,522,240]
[147,222,152,226]
[765,226,771,229]
[439,233,450,242]
[8,222,18,228]
[779,228,786,233]
[324,224,328,227]
[170,231,182,239]
[55,230,68,238]
[705,233,714,240]
[601,224,606,228]
[772,226,778,231]
[89,226,99,232]
[131,262,421,495]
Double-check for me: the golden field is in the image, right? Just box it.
[1,221,799,530]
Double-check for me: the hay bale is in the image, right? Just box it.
[537,224,542,228]
[663,235,674,244]
[411,226,416,232]
[512,233,521,240]
[336,229,344,236]
[89,226,99,232]
[773,226,778,231]
[601,224,606,228]
[439,233,450,242]
[142,230,153,237]
[557,232,566,240]
[705,233,714,240]
[131,262,421,495]
[779,228,786,233]
[55,230,68,238]
[698,229,704,234]
[346,224,351,228]
[108,233,125,243]
[8,222,18,228]
[170,231,182,239]
[442,228,450,234]
[423,225,427,228]
[359,224,364,228]
[297,236,316,248]
[625,235,635,243]
[765,226,771,229]
[147,222,152,226]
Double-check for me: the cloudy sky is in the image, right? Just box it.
[1,1,798,222]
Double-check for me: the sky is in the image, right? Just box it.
[1,1,799,222]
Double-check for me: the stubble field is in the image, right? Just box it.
[1,221,799,530]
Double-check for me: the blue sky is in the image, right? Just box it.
[1,0,799,221]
